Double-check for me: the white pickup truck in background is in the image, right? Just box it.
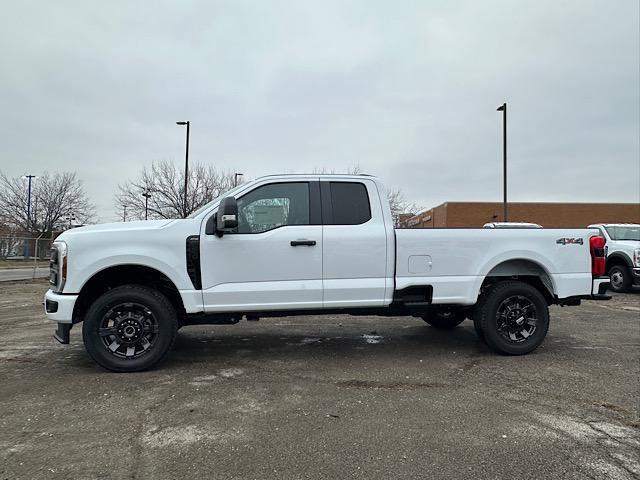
[45,174,610,372]
[588,223,640,292]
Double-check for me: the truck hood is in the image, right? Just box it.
[55,219,176,242]
[607,240,640,261]
[610,240,640,249]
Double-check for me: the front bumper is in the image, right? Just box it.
[44,289,78,324]
[632,267,640,286]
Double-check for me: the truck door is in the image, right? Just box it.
[200,180,323,312]
[321,180,389,307]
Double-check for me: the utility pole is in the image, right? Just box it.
[234,172,243,187]
[496,103,508,222]
[176,121,190,217]
[142,190,152,220]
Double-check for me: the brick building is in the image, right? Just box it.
[399,202,640,229]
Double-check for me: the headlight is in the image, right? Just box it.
[49,242,67,292]
[634,249,640,268]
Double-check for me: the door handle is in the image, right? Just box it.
[290,240,316,246]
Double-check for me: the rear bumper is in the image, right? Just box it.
[592,277,610,296]
[558,277,611,305]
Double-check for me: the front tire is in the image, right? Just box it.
[609,265,631,293]
[473,281,549,355]
[82,285,178,372]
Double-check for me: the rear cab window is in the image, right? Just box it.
[326,182,371,225]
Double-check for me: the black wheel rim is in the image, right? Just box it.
[99,302,159,359]
[495,295,538,343]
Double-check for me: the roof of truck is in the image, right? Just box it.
[254,173,377,180]
[587,223,640,227]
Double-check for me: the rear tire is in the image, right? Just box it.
[82,285,178,372]
[473,281,549,355]
[609,265,631,293]
[422,308,466,329]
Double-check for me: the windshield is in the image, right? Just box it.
[604,226,640,241]
[186,183,247,219]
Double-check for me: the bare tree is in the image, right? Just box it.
[0,219,21,259]
[0,171,96,237]
[386,187,421,227]
[115,160,236,220]
[312,164,363,175]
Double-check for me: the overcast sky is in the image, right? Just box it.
[1,0,638,221]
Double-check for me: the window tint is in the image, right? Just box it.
[235,182,310,233]
[329,182,371,225]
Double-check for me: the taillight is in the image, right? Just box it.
[589,236,606,277]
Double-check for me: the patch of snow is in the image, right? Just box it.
[362,334,383,344]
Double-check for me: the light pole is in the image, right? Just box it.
[142,190,152,220]
[176,121,190,217]
[64,214,76,230]
[23,175,36,259]
[234,172,243,187]
[23,175,37,229]
[496,103,508,222]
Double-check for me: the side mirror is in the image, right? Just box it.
[215,196,238,236]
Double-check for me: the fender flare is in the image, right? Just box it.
[471,251,557,301]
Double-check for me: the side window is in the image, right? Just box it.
[235,182,310,234]
[329,182,371,225]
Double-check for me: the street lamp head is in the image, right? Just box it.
[496,103,506,111]
[176,121,189,126]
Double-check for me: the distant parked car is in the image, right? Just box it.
[587,223,640,293]
[483,222,543,229]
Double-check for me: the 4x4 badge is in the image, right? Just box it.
[556,238,583,245]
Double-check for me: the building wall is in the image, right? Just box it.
[400,202,640,228]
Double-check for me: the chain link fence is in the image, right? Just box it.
[0,236,54,270]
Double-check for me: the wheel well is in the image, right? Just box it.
[606,254,631,273]
[72,265,186,324]
[481,259,555,304]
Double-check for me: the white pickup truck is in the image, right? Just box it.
[588,224,640,292]
[45,174,610,372]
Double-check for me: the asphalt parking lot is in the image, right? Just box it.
[1,280,639,480]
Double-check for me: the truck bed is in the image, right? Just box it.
[395,228,594,304]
